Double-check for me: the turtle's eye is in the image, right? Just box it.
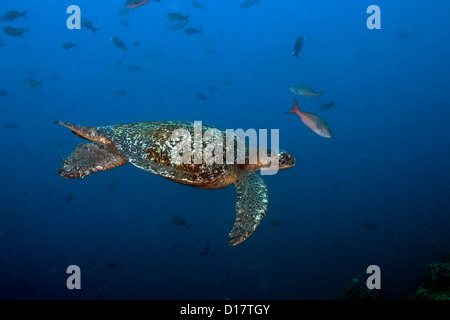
[281,153,291,162]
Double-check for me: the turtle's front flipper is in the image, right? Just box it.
[229,171,268,246]
[57,143,127,178]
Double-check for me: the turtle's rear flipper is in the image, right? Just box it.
[229,171,268,246]
[57,143,127,178]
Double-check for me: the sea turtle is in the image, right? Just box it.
[55,121,295,245]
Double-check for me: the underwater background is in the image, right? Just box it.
[0,0,449,300]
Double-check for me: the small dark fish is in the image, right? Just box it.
[331,182,342,189]
[292,35,305,58]
[169,21,188,32]
[396,29,412,39]
[115,57,126,67]
[118,7,133,16]
[120,19,130,27]
[1,209,19,220]
[319,100,335,112]
[0,11,27,22]
[209,85,217,92]
[116,89,127,96]
[108,180,119,191]
[286,99,332,138]
[269,219,283,227]
[21,78,43,87]
[396,24,414,39]
[62,42,77,50]
[169,216,192,230]
[192,238,198,251]
[200,242,210,256]
[0,89,7,96]
[127,65,141,71]
[184,26,202,35]
[5,123,20,129]
[19,278,28,295]
[190,0,205,10]
[111,36,127,50]
[124,0,160,9]
[81,18,99,35]
[240,0,261,9]
[103,262,117,267]
[166,13,191,22]
[172,242,178,252]
[65,193,73,205]
[132,40,140,47]
[196,93,207,101]
[3,26,30,37]
[361,222,378,230]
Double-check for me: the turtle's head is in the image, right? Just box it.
[239,148,295,172]
[277,149,296,170]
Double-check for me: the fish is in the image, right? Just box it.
[292,35,305,58]
[108,180,119,191]
[286,99,332,138]
[118,7,133,16]
[0,89,7,96]
[184,26,203,35]
[103,262,117,267]
[240,0,261,9]
[169,216,192,230]
[65,193,73,205]
[21,78,43,87]
[169,21,188,32]
[3,26,30,37]
[124,0,160,9]
[0,10,27,22]
[200,242,210,256]
[319,100,335,112]
[361,222,378,230]
[196,93,207,101]
[269,219,283,227]
[110,36,127,50]
[221,79,233,86]
[81,18,99,35]
[127,65,141,71]
[331,182,342,189]
[1,209,19,220]
[396,28,412,39]
[166,13,191,22]
[116,89,127,96]
[289,84,324,102]
[190,0,205,10]
[396,24,414,39]
[5,123,20,129]
[120,19,130,27]
[132,40,140,47]
[62,42,77,50]
[115,57,126,67]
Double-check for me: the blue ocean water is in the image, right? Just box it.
[0,0,449,300]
